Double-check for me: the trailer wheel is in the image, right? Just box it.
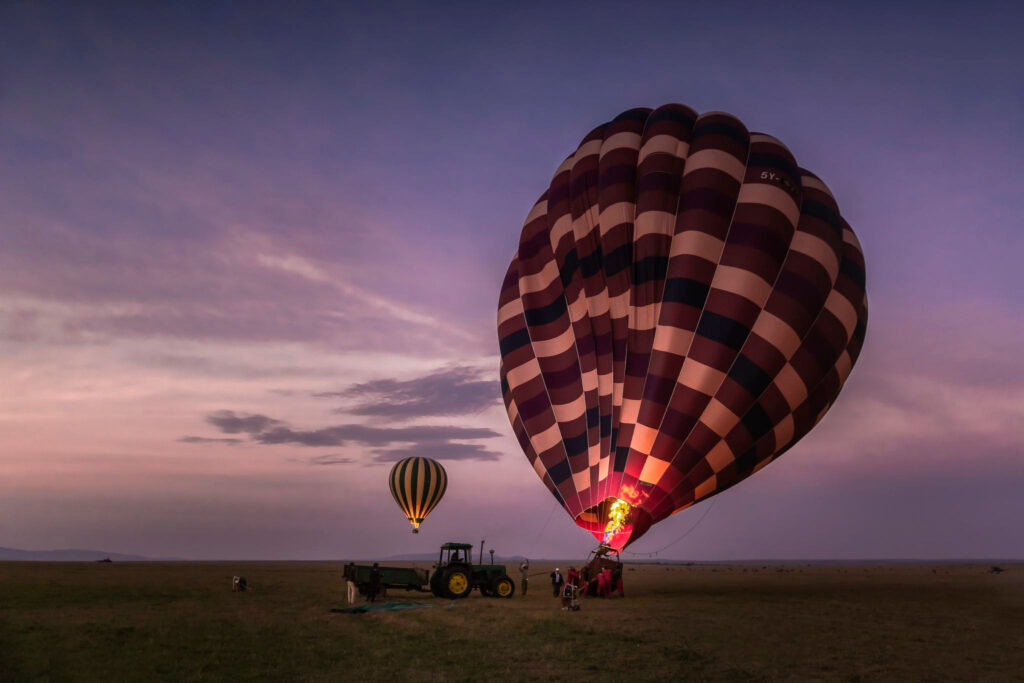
[491,575,515,598]
[444,569,473,599]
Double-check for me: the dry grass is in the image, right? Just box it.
[0,560,1021,681]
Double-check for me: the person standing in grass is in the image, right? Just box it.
[519,559,530,596]
[567,566,580,590]
[600,567,613,597]
[368,563,382,603]
[345,563,357,604]
[550,567,564,597]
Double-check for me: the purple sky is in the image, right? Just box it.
[1,1,1021,560]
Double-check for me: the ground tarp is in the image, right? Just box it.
[330,602,454,614]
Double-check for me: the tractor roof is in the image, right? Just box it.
[440,542,474,550]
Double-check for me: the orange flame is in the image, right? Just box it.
[602,498,632,545]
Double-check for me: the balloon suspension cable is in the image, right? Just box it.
[623,499,717,559]
[528,499,560,558]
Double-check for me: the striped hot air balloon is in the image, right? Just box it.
[498,104,868,551]
[388,457,448,533]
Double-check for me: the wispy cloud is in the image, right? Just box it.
[178,436,244,445]
[308,454,357,466]
[802,300,1024,469]
[196,409,505,463]
[253,423,500,447]
[371,442,501,462]
[205,411,282,435]
[316,365,500,419]
[255,252,334,284]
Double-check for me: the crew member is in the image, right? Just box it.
[368,562,382,603]
[550,567,564,597]
[345,562,357,604]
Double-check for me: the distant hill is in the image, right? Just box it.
[0,547,155,562]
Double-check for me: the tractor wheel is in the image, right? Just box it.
[490,575,515,598]
[443,569,473,599]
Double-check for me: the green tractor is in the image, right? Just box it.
[429,542,515,599]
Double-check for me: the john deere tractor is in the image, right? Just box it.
[429,542,515,599]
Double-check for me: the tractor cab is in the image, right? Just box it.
[436,542,474,568]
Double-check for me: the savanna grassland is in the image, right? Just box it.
[0,560,1021,681]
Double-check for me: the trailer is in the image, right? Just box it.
[342,563,429,598]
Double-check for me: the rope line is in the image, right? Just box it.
[526,499,560,559]
[624,499,717,558]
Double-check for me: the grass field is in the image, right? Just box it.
[1,560,1021,681]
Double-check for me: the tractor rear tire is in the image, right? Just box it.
[490,575,515,598]
[443,569,473,599]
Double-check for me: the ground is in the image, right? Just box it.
[0,561,1021,681]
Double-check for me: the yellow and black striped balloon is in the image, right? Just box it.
[388,457,447,532]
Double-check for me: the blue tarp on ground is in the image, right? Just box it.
[331,602,454,614]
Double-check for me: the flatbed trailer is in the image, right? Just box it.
[342,563,430,597]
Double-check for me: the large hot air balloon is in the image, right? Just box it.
[388,457,448,533]
[498,104,867,551]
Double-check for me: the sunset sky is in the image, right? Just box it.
[2,1,1021,561]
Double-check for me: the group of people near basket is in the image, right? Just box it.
[583,565,625,598]
[548,564,623,610]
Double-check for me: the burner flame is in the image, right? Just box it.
[602,498,633,545]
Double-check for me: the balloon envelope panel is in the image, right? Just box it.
[498,104,867,550]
